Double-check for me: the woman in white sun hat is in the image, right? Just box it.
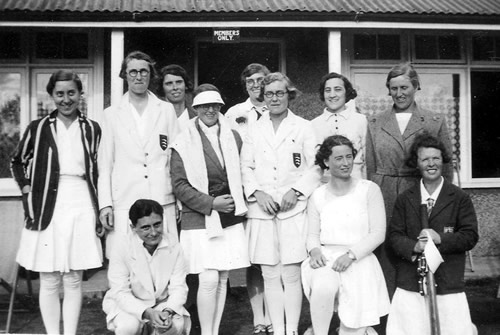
[170,83,250,335]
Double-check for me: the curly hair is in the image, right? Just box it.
[318,72,357,103]
[259,72,301,101]
[406,132,452,169]
[315,135,358,170]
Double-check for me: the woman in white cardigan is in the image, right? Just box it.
[241,72,317,335]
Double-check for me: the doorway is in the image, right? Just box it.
[196,39,283,112]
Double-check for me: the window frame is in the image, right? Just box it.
[0,67,28,197]
[411,31,466,64]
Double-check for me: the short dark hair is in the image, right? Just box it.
[318,72,357,103]
[119,51,158,89]
[406,133,452,169]
[129,199,164,226]
[259,72,301,101]
[160,64,194,93]
[315,135,358,170]
[240,63,270,89]
[46,70,83,95]
[386,62,421,92]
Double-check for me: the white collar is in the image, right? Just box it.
[420,176,444,204]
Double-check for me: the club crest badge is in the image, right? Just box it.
[159,134,168,151]
[293,153,301,168]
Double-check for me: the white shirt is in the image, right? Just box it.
[225,98,267,139]
[396,112,412,134]
[130,98,154,146]
[56,118,85,176]
[311,104,368,178]
[177,108,190,131]
[420,176,444,205]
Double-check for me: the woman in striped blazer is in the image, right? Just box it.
[11,70,103,335]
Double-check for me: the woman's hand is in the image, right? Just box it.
[253,190,279,216]
[280,189,298,212]
[142,308,173,329]
[99,206,114,231]
[332,253,354,272]
[309,248,327,269]
[212,194,235,213]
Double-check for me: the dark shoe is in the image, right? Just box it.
[266,324,274,334]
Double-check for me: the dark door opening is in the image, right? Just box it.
[197,41,281,113]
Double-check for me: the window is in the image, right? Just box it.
[34,32,90,61]
[470,71,500,179]
[0,32,22,60]
[353,34,401,61]
[472,34,500,62]
[413,34,463,62]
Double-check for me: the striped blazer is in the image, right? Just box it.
[11,110,101,231]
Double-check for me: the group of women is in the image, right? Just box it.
[11,54,453,335]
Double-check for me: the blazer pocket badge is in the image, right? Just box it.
[159,134,168,151]
[293,153,301,168]
[443,226,454,233]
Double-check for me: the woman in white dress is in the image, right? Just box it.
[302,135,390,335]
[170,84,250,335]
[11,70,103,334]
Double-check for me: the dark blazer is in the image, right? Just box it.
[389,180,478,294]
[171,121,244,230]
[11,110,101,231]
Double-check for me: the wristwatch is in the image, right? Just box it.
[346,250,356,260]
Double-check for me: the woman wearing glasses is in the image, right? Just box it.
[98,51,180,257]
[241,72,317,335]
[225,63,273,335]
[225,63,270,140]
[170,84,250,335]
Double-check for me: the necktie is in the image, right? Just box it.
[427,198,434,217]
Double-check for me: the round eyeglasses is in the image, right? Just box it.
[197,103,222,112]
[264,91,288,99]
[128,69,150,78]
[246,78,264,87]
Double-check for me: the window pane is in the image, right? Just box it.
[36,32,89,60]
[63,33,88,59]
[36,32,62,59]
[471,71,500,178]
[415,35,438,59]
[0,33,22,59]
[0,73,21,178]
[354,34,377,60]
[438,35,461,59]
[378,35,400,60]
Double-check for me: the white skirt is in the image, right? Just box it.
[16,176,103,273]
[387,288,475,335]
[301,246,390,328]
[247,211,308,265]
[180,223,250,274]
